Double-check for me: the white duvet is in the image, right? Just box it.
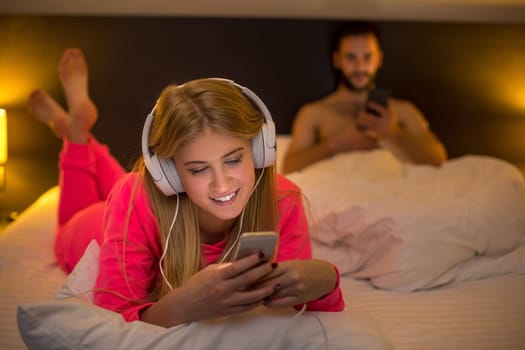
[287,150,525,291]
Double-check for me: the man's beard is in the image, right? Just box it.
[339,71,377,92]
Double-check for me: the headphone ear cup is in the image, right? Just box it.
[144,153,184,196]
[251,120,276,168]
[142,112,184,196]
[157,156,185,195]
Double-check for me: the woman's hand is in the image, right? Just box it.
[141,253,277,327]
[255,259,338,309]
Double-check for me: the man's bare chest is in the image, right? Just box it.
[317,110,358,139]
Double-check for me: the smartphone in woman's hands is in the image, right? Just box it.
[233,231,278,262]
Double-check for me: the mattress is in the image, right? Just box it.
[2,186,525,349]
[340,272,525,350]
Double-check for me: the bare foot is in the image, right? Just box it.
[27,89,69,138]
[58,48,90,108]
[58,48,98,143]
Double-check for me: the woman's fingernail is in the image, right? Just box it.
[271,262,278,269]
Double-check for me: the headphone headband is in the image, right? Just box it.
[141,78,276,196]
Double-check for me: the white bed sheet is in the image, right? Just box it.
[0,187,65,350]
[339,269,525,350]
[2,186,525,349]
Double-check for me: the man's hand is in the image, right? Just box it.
[329,121,379,154]
[357,100,399,140]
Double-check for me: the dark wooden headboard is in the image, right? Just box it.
[1,15,525,214]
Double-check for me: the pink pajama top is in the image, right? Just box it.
[94,173,344,321]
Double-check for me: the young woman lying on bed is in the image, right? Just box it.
[27,48,344,327]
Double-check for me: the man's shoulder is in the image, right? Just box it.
[297,94,337,119]
[390,97,425,118]
[299,96,330,112]
[390,97,429,129]
[390,96,416,109]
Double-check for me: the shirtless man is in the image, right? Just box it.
[282,21,447,174]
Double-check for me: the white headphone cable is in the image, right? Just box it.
[219,167,265,263]
[159,193,180,290]
[160,166,265,288]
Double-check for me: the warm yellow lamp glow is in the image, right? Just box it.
[0,109,6,164]
[0,108,6,191]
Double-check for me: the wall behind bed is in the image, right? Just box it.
[0,15,524,216]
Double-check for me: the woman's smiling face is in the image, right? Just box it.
[174,127,256,231]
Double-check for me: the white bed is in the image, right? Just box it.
[2,136,525,349]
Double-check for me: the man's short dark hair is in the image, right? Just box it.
[330,21,382,54]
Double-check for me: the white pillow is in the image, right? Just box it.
[18,298,394,350]
[54,239,100,302]
[17,239,394,350]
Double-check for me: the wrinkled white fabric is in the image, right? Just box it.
[288,150,525,291]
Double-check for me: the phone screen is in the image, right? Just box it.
[365,88,390,117]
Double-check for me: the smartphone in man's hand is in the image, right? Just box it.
[365,88,390,117]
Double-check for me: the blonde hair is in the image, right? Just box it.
[133,79,277,300]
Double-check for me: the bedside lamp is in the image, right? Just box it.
[0,108,6,191]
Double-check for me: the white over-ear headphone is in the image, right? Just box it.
[141,78,276,196]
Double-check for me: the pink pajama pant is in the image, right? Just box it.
[54,136,125,273]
